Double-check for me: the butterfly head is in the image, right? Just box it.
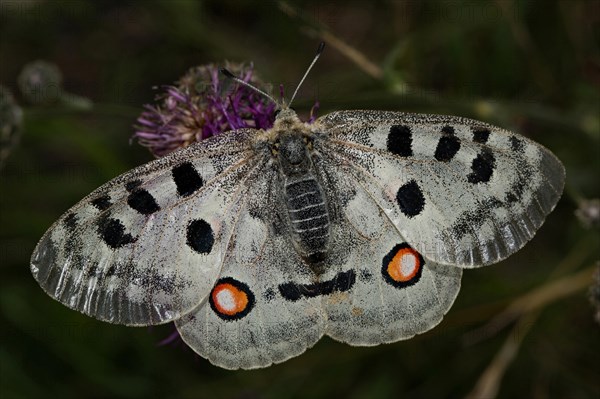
[273,107,300,123]
[221,41,325,126]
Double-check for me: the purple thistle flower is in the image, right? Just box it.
[134,62,277,157]
[308,101,320,124]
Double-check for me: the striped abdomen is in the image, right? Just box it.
[284,176,330,266]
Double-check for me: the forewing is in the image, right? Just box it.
[315,110,565,267]
[175,164,327,370]
[313,155,461,345]
[31,129,262,326]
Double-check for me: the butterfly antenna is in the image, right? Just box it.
[220,68,281,109]
[288,42,325,108]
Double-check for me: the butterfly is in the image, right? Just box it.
[30,43,565,369]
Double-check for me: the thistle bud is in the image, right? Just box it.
[575,198,600,229]
[18,60,63,105]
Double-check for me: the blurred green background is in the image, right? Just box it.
[1,1,599,398]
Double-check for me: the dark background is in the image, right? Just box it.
[1,1,599,398]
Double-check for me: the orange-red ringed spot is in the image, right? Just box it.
[381,243,424,288]
[209,277,255,321]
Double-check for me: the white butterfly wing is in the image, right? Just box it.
[31,129,262,326]
[31,106,565,368]
[175,164,326,370]
[315,110,565,267]
[313,156,461,345]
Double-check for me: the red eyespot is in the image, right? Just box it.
[382,243,424,288]
[388,247,420,282]
[209,278,255,320]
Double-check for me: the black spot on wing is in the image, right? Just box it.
[278,282,301,301]
[97,217,136,249]
[63,213,78,231]
[172,162,204,197]
[127,189,160,215]
[332,269,356,292]
[504,157,530,203]
[510,136,525,153]
[106,264,117,277]
[434,135,461,162]
[91,195,112,211]
[467,149,495,184]
[472,127,490,144]
[186,219,214,254]
[278,270,356,302]
[387,125,412,157]
[441,125,455,135]
[396,180,425,218]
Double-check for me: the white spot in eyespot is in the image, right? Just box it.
[215,288,236,312]
[400,253,417,276]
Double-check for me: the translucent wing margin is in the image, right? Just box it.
[31,129,263,326]
[315,110,565,267]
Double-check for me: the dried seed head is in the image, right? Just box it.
[575,198,600,229]
[18,60,63,105]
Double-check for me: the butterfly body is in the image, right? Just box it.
[31,108,564,369]
[264,110,332,268]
